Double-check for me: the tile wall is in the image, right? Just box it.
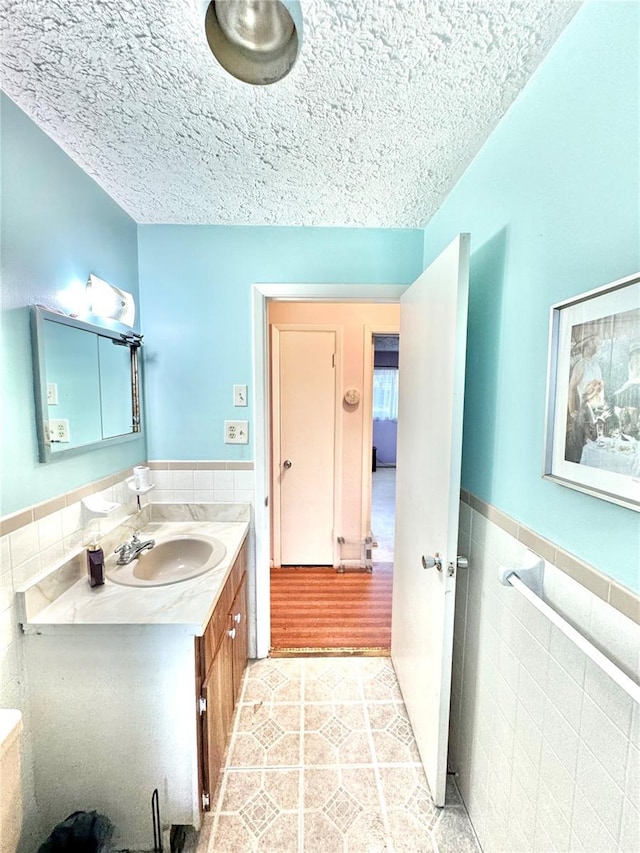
[0,460,255,852]
[147,461,255,505]
[451,496,640,853]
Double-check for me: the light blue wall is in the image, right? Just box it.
[137,225,423,460]
[422,2,639,590]
[1,95,145,515]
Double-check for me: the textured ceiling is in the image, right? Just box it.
[1,0,578,227]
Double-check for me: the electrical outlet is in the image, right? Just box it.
[224,420,249,444]
[49,419,70,443]
[233,384,247,406]
[47,383,58,405]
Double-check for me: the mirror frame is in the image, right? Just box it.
[30,306,143,463]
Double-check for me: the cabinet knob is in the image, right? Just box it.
[233,613,242,624]
[227,627,236,640]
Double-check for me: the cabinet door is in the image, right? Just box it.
[201,632,233,808]
[230,573,248,706]
[202,580,233,678]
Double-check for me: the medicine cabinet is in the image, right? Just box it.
[30,306,143,462]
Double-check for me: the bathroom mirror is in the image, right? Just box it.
[30,306,143,462]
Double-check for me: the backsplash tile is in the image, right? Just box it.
[0,509,33,538]
[214,470,235,491]
[233,470,254,490]
[173,489,194,502]
[32,496,66,521]
[124,462,257,507]
[193,470,214,490]
[9,525,40,569]
[37,513,63,551]
[172,469,194,490]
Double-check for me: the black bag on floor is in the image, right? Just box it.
[37,810,113,852]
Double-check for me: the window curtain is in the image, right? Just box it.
[373,368,399,420]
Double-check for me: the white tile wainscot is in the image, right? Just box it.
[16,507,249,850]
[450,500,640,853]
[147,462,255,506]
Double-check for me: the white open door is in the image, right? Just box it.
[392,234,470,806]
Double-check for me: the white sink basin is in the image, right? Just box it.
[107,534,226,587]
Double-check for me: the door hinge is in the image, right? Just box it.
[202,791,210,810]
[332,352,336,367]
[198,696,207,716]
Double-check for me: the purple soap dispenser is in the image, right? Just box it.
[87,539,105,587]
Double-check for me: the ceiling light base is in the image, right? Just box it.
[203,0,303,86]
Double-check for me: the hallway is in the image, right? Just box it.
[371,467,396,564]
[199,656,480,852]
[270,468,396,652]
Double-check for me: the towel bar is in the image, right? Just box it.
[499,555,640,705]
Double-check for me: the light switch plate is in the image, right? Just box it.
[233,384,248,406]
[47,383,58,405]
[224,420,249,444]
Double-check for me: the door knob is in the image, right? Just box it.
[457,556,469,569]
[283,460,292,469]
[421,553,442,572]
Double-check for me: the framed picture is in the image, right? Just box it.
[544,271,640,511]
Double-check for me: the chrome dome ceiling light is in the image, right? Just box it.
[204,0,302,85]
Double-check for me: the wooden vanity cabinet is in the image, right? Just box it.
[197,542,248,810]
[23,530,249,848]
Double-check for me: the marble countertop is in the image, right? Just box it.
[20,519,249,636]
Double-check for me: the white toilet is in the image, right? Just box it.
[0,710,23,853]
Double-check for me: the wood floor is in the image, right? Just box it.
[270,562,393,654]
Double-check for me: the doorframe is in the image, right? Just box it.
[252,284,407,658]
[270,323,344,569]
[361,324,401,541]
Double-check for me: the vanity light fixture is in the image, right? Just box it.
[203,0,303,85]
[86,274,136,328]
[58,278,88,317]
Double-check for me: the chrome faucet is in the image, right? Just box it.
[114,532,155,565]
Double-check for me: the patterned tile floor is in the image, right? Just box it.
[200,657,481,853]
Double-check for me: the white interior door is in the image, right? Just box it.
[392,234,470,806]
[272,326,339,566]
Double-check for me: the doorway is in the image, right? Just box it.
[254,235,471,805]
[264,297,402,653]
[370,333,400,566]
